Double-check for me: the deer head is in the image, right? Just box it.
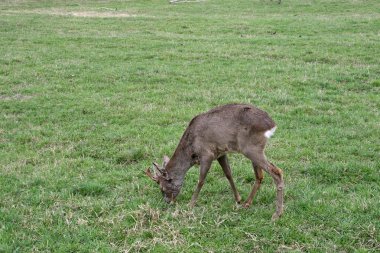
[145,155,180,203]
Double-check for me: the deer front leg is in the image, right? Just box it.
[217,155,241,204]
[189,158,212,208]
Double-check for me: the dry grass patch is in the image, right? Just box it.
[124,204,185,252]
[0,94,34,101]
[3,9,136,18]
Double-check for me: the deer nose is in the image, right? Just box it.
[164,195,171,203]
[164,192,177,204]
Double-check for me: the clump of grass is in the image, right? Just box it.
[115,148,147,165]
[72,182,107,196]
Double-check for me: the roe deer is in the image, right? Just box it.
[146,104,284,220]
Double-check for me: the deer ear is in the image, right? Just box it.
[163,155,170,168]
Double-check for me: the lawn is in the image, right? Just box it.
[0,0,379,252]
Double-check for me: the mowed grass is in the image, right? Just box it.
[1,0,379,251]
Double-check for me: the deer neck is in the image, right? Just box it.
[166,145,193,188]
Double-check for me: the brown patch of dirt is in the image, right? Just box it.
[66,11,133,18]
[4,9,136,18]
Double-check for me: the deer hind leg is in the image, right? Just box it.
[217,155,241,204]
[243,164,263,208]
[189,157,213,208]
[243,149,284,220]
[267,162,284,220]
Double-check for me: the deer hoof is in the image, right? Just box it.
[242,202,251,209]
[271,213,281,221]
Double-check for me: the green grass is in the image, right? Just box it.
[1,0,379,252]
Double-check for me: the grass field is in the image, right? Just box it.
[1,0,379,252]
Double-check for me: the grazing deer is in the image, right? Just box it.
[146,104,284,220]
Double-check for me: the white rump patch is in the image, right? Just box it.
[264,126,277,138]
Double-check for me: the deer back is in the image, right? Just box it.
[178,104,276,159]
